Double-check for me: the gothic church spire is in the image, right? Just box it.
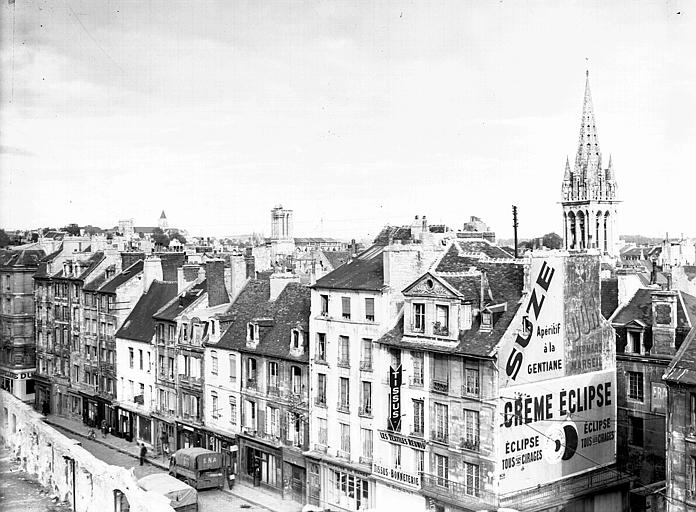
[576,70,602,173]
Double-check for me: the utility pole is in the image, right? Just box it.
[512,205,519,258]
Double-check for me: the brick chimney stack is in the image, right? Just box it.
[206,259,228,307]
[143,255,163,293]
[651,289,678,356]
[245,247,256,278]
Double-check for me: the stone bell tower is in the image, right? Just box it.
[561,72,619,256]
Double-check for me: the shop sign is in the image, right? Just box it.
[651,383,667,413]
[372,462,420,488]
[388,365,402,431]
[498,370,616,493]
[0,369,34,380]
[378,430,427,450]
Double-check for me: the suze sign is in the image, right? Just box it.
[388,365,402,432]
[500,255,565,387]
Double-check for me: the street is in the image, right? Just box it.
[50,425,269,512]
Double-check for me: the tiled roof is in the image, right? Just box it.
[0,248,46,268]
[98,260,144,294]
[116,281,179,342]
[215,281,311,362]
[664,327,696,384]
[153,280,207,321]
[435,242,512,273]
[313,247,384,291]
[294,237,342,244]
[601,278,619,319]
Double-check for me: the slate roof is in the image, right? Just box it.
[116,281,179,342]
[378,262,524,357]
[153,280,207,322]
[98,260,144,294]
[664,328,696,385]
[0,248,45,268]
[215,281,310,362]
[601,278,619,319]
[611,288,696,328]
[323,251,350,270]
[435,242,512,273]
[294,237,342,244]
[373,226,413,245]
[313,246,384,291]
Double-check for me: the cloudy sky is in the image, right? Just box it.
[0,1,694,240]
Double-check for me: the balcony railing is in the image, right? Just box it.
[359,360,373,371]
[461,385,480,398]
[268,386,280,397]
[433,322,449,336]
[337,402,350,414]
[358,456,372,466]
[314,396,327,408]
[431,379,449,394]
[460,438,480,452]
[411,429,424,438]
[336,449,350,460]
[337,358,350,369]
[431,429,449,444]
[409,376,424,387]
[246,378,258,391]
[421,473,491,508]
[358,405,372,418]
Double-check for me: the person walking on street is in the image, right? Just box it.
[101,419,108,438]
[139,443,147,466]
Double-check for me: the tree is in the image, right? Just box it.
[152,227,170,247]
[170,232,187,245]
[0,229,10,248]
[62,223,81,236]
[542,232,563,250]
[31,233,39,242]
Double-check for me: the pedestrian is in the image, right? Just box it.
[101,419,108,438]
[139,443,147,466]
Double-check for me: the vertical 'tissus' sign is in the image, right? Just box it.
[388,365,402,431]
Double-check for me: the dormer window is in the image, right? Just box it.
[461,303,472,330]
[247,322,258,342]
[480,311,492,331]
[413,303,425,333]
[291,329,303,350]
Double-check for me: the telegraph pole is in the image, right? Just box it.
[512,205,519,258]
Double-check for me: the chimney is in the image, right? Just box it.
[178,264,202,293]
[651,289,678,355]
[269,272,300,301]
[245,247,256,278]
[143,255,163,293]
[206,259,228,307]
[225,255,248,301]
[350,239,357,258]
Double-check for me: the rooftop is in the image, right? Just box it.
[313,246,384,291]
[116,281,179,342]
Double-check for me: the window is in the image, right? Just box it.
[327,469,370,511]
[291,366,302,395]
[413,303,425,332]
[316,333,326,362]
[211,393,219,418]
[690,393,696,433]
[361,339,373,370]
[391,444,402,469]
[338,336,350,367]
[268,361,279,389]
[247,358,257,383]
[411,351,424,386]
[292,329,301,349]
[360,381,372,416]
[247,323,257,341]
[434,403,448,443]
[320,294,329,316]
[462,409,480,450]
[129,348,134,368]
[211,351,218,375]
[415,449,425,473]
[229,396,237,424]
[266,406,279,438]
[339,377,350,411]
[245,400,257,430]
[365,298,375,321]
[168,357,174,379]
[361,428,373,460]
[628,371,644,401]
[318,418,328,445]
[464,462,480,496]
[317,373,327,406]
[629,416,644,447]
[436,454,449,487]
[341,297,351,319]
[627,330,641,354]
[413,399,424,436]
[229,354,237,380]
[464,367,480,396]
[690,456,696,494]
[340,423,350,453]
[435,305,449,334]
[139,349,143,370]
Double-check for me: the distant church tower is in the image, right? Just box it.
[158,210,168,230]
[562,72,619,256]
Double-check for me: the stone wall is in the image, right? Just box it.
[0,389,174,512]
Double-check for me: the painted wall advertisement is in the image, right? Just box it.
[498,370,616,493]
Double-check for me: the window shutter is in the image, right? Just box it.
[365,298,374,318]
[177,355,185,374]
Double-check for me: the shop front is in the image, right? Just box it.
[238,434,283,494]
[282,447,306,503]
[305,452,375,511]
[33,375,52,414]
[136,413,153,445]
[116,406,135,441]
[0,368,35,401]
[176,421,205,449]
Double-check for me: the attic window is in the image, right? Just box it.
[291,329,302,350]
[426,279,434,289]
[247,323,258,342]
[481,312,492,329]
